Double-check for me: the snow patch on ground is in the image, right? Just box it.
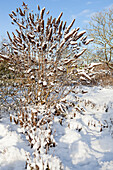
[0,86,113,169]
[0,118,32,170]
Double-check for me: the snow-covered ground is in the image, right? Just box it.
[0,115,33,170]
[0,85,113,170]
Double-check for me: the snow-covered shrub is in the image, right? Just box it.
[0,2,94,169]
[0,2,93,111]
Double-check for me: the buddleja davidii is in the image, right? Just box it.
[6,2,93,106]
[7,2,93,69]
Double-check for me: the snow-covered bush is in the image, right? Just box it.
[0,2,94,169]
[0,2,93,110]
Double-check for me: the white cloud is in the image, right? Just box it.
[90,12,97,17]
[70,9,91,23]
[79,9,91,16]
[51,0,60,2]
[71,14,76,20]
[88,4,113,19]
[89,4,113,18]
[83,20,90,24]
[75,9,91,17]
[87,1,92,5]
[105,4,113,10]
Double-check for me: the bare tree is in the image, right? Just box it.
[86,6,113,68]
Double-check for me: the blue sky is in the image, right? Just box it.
[0,0,113,40]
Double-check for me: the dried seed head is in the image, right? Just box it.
[24,9,26,15]
[60,39,65,48]
[42,42,47,51]
[47,16,52,26]
[46,26,49,36]
[40,7,45,19]
[49,43,56,52]
[46,10,49,15]
[52,18,56,24]
[14,50,18,55]
[63,21,67,30]
[53,26,57,34]
[10,115,12,122]
[41,20,44,33]
[38,5,40,11]
[48,27,52,41]
[22,32,26,41]
[64,28,76,41]
[12,32,16,38]
[66,19,75,34]
[9,14,13,19]
[31,14,34,21]
[7,31,12,42]
[77,30,86,38]
[85,38,94,45]
[16,22,26,29]
[3,43,7,47]
[58,20,63,35]
[37,25,40,32]
[29,12,31,18]
[56,12,63,25]
[16,8,18,13]
[19,8,25,16]
[36,14,39,21]
[73,48,86,58]
[12,10,17,16]
[29,13,35,26]
[12,45,18,50]
[76,27,80,31]
[73,31,77,38]
[16,29,21,36]
[36,42,39,48]
[22,2,26,6]
[12,17,17,23]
